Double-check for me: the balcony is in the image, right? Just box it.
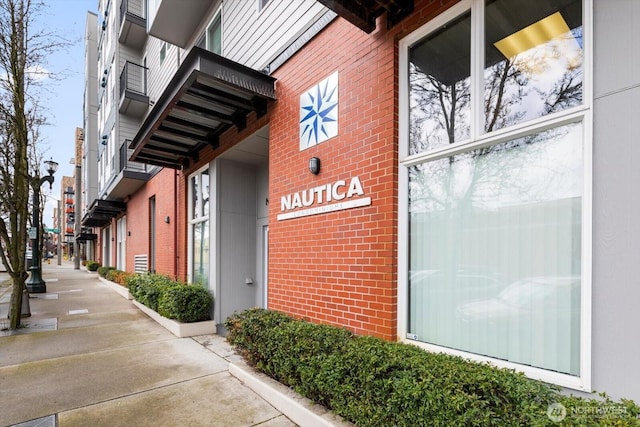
[147,0,211,48]
[119,61,149,117]
[82,199,126,228]
[119,0,147,49]
[102,142,153,201]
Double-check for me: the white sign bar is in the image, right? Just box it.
[277,197,371,221]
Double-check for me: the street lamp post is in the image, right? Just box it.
[25,158,58,293]
[57,199,62,266]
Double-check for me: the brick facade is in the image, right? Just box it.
[126,0,459,340]
[266,18,398,340]
[264,0,458,341]
[170,0,458,341]
[124,168,178,277]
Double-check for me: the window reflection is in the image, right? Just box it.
[408,0,583,156]
[191,171,210,218]
[193,221,209,287]
[191,175,200,219]
[409,12,471,154]
[202,170,210,216]
[190,168,210,288]
[484,0,583,132]
[408,123,582,374]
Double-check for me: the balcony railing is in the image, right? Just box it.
[120,61,147,98]
[120,0,146,24]
[119,61,149,116]
[119,0,147,49]
[120,141,149,174]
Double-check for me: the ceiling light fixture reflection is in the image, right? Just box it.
[494,12,572,59]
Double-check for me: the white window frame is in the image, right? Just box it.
[116,216,126,271]
[397,0,593,392]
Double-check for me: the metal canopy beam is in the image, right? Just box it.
[316,0,413,33]
[81,199,127,228]
[129,47,276,169]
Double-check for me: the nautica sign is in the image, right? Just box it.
[278,176,371,221]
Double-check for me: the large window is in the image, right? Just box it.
[189,167,210,287]
[400,0,589,389]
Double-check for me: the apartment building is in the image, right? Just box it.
[78,12,100,262]
[84,0,640,402]
[82,0,173,273]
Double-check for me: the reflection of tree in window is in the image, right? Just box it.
[406,0,584,376]
[409,11,471,153]
[485,0,583,132]
[409,0,583,153]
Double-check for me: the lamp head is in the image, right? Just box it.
[44,158,58,176]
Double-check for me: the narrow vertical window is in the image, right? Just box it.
[190,168,210,287]
[160,42,167,64]
[206,14,222,55]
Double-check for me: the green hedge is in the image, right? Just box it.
[225,308,640,427]
[126,273,212,323]
[85,260,100,271]
[97,266,115,278]
[158,284,212,322]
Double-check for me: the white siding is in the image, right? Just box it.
[590,0,640,402]
[139,0,330,105]
[222,0,327,70]
[144,36,180,106]
[83,11,99,214]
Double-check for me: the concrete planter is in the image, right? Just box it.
[99,277,132,300]
[132,300,217,338]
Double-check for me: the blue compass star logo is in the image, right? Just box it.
[300,72,338,150]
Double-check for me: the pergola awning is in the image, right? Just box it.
[81,199,126,228]
[129,47,277,169]
[76,232,98,242]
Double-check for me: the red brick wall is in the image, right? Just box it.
[125,168,178,277]
[267,0,458,340]
[268,18,397,340]
[167,0,458,338]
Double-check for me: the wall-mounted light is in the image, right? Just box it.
[309,157,321,175]
[164,216,170,224]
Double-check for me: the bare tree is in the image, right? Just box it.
[0,0,70,329]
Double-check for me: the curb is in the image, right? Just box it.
[229,360,352,427]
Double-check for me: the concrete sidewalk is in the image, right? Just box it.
[0,263,346,427]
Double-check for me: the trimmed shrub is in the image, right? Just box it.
[157,284,212,322]
[97,266,115,278]
[106,269,134,286]
[85,260,100,272]
[127,273,174,311]
[225,309,640,427]
[127,273,212,322]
